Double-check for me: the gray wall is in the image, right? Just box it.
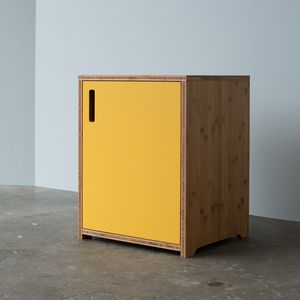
[0,0,35,185]
[35,0,300,221]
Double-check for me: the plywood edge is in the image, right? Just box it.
[78,75,187,81]
[78,78,83,240]
[244,78,250,238]
[187,75,250,81]
[180,80,187,258]
[81,229,181,252]
[78,75,250,81]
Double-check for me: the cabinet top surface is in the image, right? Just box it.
[78,75,250,81]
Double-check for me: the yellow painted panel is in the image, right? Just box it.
[82,81,181,244]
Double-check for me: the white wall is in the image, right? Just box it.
[0,0,35,185]
[35,0,300,221]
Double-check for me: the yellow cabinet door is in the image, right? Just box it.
[82,81,181,245]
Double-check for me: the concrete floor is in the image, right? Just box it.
[0,186,299,300]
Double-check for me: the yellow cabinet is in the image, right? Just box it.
[79,75,250,258]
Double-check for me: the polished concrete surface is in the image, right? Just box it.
[0,186,299,300]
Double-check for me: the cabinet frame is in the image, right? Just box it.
[78,75,249,258]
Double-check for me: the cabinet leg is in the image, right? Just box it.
[237,233,248,240]
[78,231,92,240]
[181,245,198,258]
[82,234,92,240]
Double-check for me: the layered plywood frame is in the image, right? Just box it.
[78,75,249,258]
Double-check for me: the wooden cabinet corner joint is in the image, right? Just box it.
[78,75,250,258]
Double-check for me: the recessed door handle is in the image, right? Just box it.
[89,90,95,122]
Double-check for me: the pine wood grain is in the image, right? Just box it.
[184,76,249,257]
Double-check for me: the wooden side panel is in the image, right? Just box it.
[185,76,249,257]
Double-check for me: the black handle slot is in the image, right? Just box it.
[89,90,95,122]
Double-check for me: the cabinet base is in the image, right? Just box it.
[79,229,248,258]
